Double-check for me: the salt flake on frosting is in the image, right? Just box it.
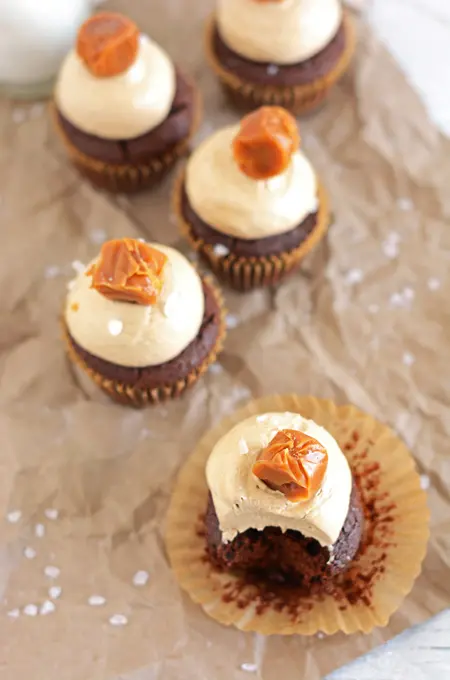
[238,438,249,455]
[108,319,123,337]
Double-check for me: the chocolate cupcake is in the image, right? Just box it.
[174,106,330,291]
[167,395,429,635]
[205,413,363,588]
[52,13,201,193]
[205,0,355,115]
[63,238,226,407]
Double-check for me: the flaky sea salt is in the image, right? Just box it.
[226,314,239,329]
[209,363,223,374]
[238,438,249,455]
[44,265,60,279]
[213,244,230,257]
[88,595,106,607]
[23,604,38,617]
[256,415,268,423]
[420,474,430,490]
[72,260,86,275]
[108,319,123,337]
[7,608,20,619]
[132,570,149,587]
[48,586,62,600]
[428,277,441,291]
[35,523,45,538]
[40,600,55,616]
[6,510,21,523]
[24,547,37,560]
[89,228,107,245]
[44,508,59,520]
[241,663,258,673]
[267,64,279,76]
[397,197,413,211]
[44,565,60,579]
[345,268,363,285]
[109,614,128,626]
[403,352,416,366]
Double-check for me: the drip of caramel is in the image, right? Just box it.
[76,12,139,78]
[88,238,168,305]
[232,106,300,180]
[252,429,328,501]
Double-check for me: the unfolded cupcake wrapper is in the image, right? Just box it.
[51,79,202,194]
[166,394,429,636]
[205,12,356,115]
[62,276,226,408]
[174,172,330,291]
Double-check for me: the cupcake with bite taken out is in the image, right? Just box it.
[205,413,363,587]
[52,12,201,193]
[206,0,355,115]
[63,238,225,407]
[166,395,430,635]
[174,105,330,291]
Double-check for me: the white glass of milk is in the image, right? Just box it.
[0,0,103,99]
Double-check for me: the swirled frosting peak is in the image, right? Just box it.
[55,23,176,139]
[65,243,204,368]
[217,0,342,65]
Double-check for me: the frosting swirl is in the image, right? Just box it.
[185,125,318,239]
[65,243,204,368]
[206,412,352,546]
[217,0,342,65]
[55,34,176,139]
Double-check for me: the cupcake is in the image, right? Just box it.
[174,106,330,291]
[205,413,363,588]
[52,12,201,193]
[206,0,355,115]
[166,395,429,635]
[63,238,226,406]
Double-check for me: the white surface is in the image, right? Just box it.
[328,611,450,679]
[367,0,450,136]
[329,1,450,676]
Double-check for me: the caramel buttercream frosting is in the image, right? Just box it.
[185,107,318,240]
[55,12,176,140]
[206,412,352,547]
[216,0,342,65]
[65,240,205,368]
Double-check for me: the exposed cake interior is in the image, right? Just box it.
[205,411,363,586]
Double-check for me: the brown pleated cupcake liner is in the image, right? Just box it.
[62,276,226,408]
[166,395,429,636]
[173,171,330,291]
[205,12,356,116]
[51,77,202,194]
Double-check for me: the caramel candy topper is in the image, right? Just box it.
[232,106,300,180]
[76,12,139,78]
[87,238,168,305]
[252,429,328,502]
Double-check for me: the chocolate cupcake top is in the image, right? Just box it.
[216,0,342,65]
[206,412,352,547]
[65,239,204,367]
[185,107,318,240]
[55,12,176,140]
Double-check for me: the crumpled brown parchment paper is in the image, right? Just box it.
[0,2,449,679]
